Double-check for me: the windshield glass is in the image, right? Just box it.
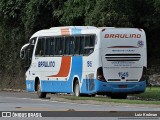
[25,37,37,70]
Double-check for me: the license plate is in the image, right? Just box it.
[119,85,127,88]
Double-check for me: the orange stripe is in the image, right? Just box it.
[48,56,71,77]
[61,28,70,35]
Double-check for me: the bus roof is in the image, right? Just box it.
[50,26,97,30]
[30,26,143,40]
[30,26,99,39]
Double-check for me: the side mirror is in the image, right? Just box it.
[20,50,25,59]
[20,43,29,59]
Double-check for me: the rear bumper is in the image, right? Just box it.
[95,79,146,94]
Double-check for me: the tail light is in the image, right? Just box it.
[139,66,148,82]
[96,67,106,82]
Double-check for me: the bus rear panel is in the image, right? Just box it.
[95,28,147,95]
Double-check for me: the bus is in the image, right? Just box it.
[20,26,147,99]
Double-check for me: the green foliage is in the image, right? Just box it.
[23,0,53,38]
[0,0,27,27]
[51,0,67,24]
[60,0,86,25]
[85,0,132,27]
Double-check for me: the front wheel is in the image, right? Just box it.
[73,81,80,97]
[37,81,46,98]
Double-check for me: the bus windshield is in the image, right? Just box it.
[23,37,36,70]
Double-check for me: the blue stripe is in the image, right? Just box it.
[95,80,146,93]
[26,80,35,92]
[26,78,146,94]
[68,56,82,82]
[41,56,83,93]
[81,79,146,94]
[71,29,81,35]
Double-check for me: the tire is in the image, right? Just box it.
[84,94,96,97]
[37,80,46,98]
[111,94,127,99]
[80,94,95,97]
[90,94,96,97]
[74,81,80,97]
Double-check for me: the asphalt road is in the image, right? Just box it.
[0,91,160,120]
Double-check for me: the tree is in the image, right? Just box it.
[23,0,53,39]
[60,0,86,25]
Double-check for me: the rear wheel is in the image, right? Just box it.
[73,81,80,97]
[111,94,127,99]
[80,94,96,97]
[37,80,46,98]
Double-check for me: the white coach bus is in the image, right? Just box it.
[20,26,147,99]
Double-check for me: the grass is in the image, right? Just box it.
[133,87,160,100]
[61,87,160,105]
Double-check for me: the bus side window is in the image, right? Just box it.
[55,37,64,56]
[59,37,64,55]
[69,37,74,55]
[64,36,74,55]
[45,37,50,56]
[84,36,90,55]
[55,37,59,55]
[84,35,95,55]
[50,37,55,56]
[35,37,45,56]
[90,35,95,47]
[80,36,85,55]
[42,37,55,57]
[64,36,70,55]
[89,35,95,54]
[74,36,80,55]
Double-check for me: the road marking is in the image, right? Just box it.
[16,107,54,111]
[2,96,104,107]
[15,107,72,111]
[1,96,160,111]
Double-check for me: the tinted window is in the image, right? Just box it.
[79,36,85,55]
[45,37,55,56]
[64,36,74,55]
[64,36,70,55]
[35,35,95,57]
[84,35,95,55]
[74,36,80,55]
[55,37,64,55]
[35,37,45,56]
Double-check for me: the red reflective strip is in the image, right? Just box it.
[61,28,70,35]
[107,46,138,48]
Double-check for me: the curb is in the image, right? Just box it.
[0,88,26,92]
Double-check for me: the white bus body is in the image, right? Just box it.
[20,26,147,98]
